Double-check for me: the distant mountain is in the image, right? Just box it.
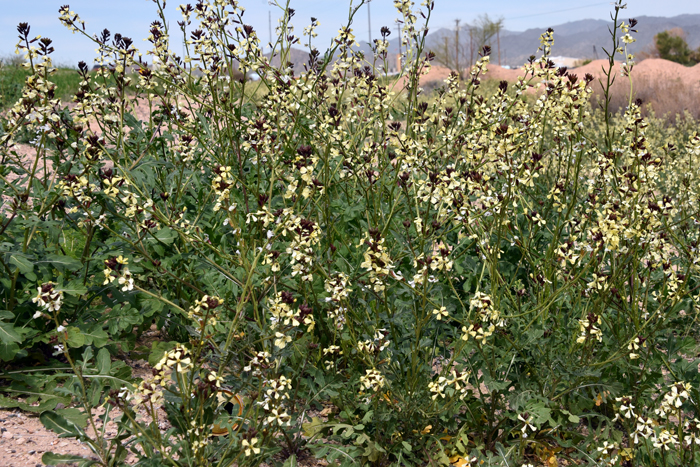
[263,14,700,74]
[265,47,317,76]
[369,14,700,67]
[420,15,700,67]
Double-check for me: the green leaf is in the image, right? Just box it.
[0,310,14,320]
[152,243,164,256]
[0,393,24,410]
[527,401,555,427]
[56,408,89,429]
[436,449,451,465]
[65,327,86,348]
[9,254,33,274]
[82,346,94,363]
[88,379,103,406]
[46,254,83,272]
[483,377,510,393]
[42,452,96,466]
[96,348,111,375]
[0,393,68,412]
[363,442,381,462]
[56,280,88,297]
[154,227,177,245]
[0,322,21,344]
[141,297,164,314]
[0,341,19,361]
[109,360,132,380]
[302,416,325,438]
[82,324,109,348]
[561,409,580,424]
[308,443,361,465]
[40,410,85,438]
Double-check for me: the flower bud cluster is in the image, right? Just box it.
[359,368,386,393]
[258,375,292,426]
[154,344,192,373]
[607,382,697,457]
[188,295,224,329]
[211,165,234,212]
[324,274,352,330]
[268,291,314,349]
[576,313,603,344]
[428,368,470,400]
[32,282,63,315]
[103,255,134,291]
[360,230,394,292]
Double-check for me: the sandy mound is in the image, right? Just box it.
[634,59,700,90]
[391,64,453,90]
[391,63,526,91]
[392,58,700,94]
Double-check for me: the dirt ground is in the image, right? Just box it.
[0,408,98,467]
[0,355,155,467]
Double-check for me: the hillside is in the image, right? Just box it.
[421,15,700,67]
[267,14,700,75]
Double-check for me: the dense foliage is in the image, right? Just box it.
[2,1,700,466]
[653,29,700,66]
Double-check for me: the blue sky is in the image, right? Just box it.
[2,0,699,66]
